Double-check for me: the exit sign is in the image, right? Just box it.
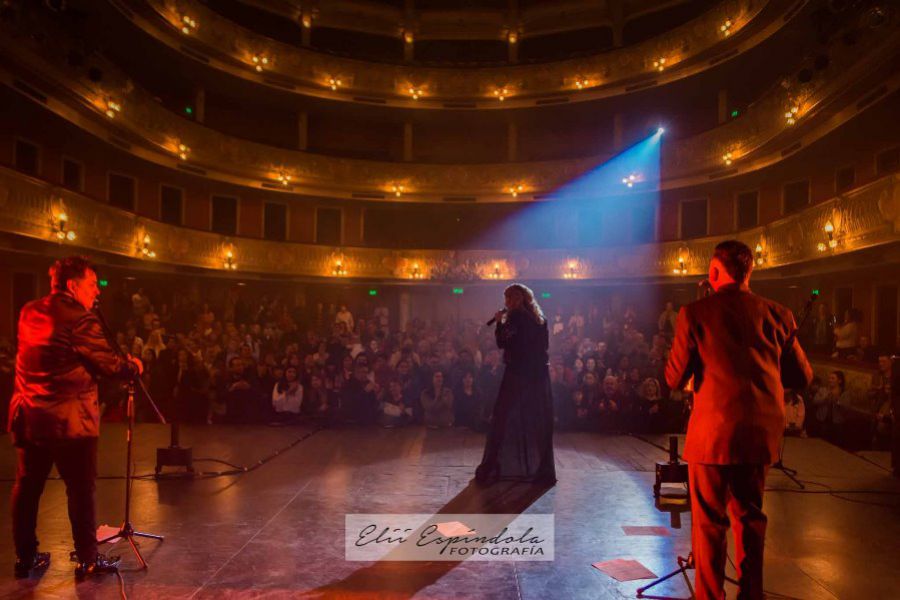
[452,288,464,295]
[541,292,551,299]
[368,289,378,296]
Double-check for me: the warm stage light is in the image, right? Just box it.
[403,30,414,44]
[54,212,76,241]
[301,13,312,28]
[332,260,348,276]
[141,234,157,258]
[180,15,198,35]
[507,31,518,44]
[755,243,764,266]
[252,55,270,72]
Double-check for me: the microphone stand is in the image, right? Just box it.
[772,291,819,490]
[93,304,166,568]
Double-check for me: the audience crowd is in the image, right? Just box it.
[0,284,893,451]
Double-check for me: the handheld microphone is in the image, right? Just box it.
[486,308,507,326]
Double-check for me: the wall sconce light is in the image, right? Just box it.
[563,261,578,279]
[54,212,76,241]
[277,172,292,187]
[817,242,827,252]
[755,243,764,266]
[332,260,348,276]
[574,76,590,90]
[301,12,312,28]
[141,234,157,258]
[490,263,502,279]
[508,184,523,197]
[177,143,190,161]
[403,30,414,44]
[507,30,518,44]
[408,86,423,100]
[622,173,638,188]
[653,57,667,72]
[785,105,799,125]
[104,98,121,118]
[493,87,510,101]
[673,257,687,275]
[328,77,342,91]
[251,55,270,72]
[720,18,733,36]
[224,249,238,270]
[722,151,733,166]
[410,263,424,279]
[392,184,405,197]
[824,220,837,249]
[180,15,198,34]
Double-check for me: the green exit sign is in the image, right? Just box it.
[99,279,109,288]
[452,287,464,295]
[368,289,378,296]
[541,292,551,299]
[812,289,820,296]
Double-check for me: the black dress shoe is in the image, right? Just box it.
[14,552,50,578]
[74,553,121,580]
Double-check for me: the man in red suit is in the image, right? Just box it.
[665,240,813,600]
[8,256,142,579]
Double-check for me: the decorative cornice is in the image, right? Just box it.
[3,15,898,202]
[117,0,788,109]
[2,167,897,281]
[237,0,705,44]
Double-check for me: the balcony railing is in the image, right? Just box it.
[2,167,896,281]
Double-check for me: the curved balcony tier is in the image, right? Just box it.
[109,0,792,109]
[2,7,898,203]
[3,167,898,281]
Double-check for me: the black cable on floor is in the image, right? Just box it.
[0,425,324,483]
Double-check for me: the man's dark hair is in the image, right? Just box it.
[713,240,753,282]
[49,255,95,291]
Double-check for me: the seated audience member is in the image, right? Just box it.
[571,389,596,431]
[340,363,379,425]
[380,380,414,428]
[811,370,849,442]
[855,336,878,363]
[597,375,622,431]
[421,370,454,429]
[217,357,261,423]
[870,355,893,448]
[635,377,664,433]
[272,366,304,422]
[784,391,806,436]
[174,349,209,424]
[453,371,482,430]
[302,373,332,419]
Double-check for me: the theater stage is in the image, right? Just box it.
[0,424,898,599]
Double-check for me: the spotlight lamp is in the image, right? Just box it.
[720,18,733,36]
[180,14,198,34]
[722,151,733,166]
[332,260,348,276]
[622,174,638,188]
[177,143,190,161]
[673,257,687,275]
[251,54,270,72]
[328,77,342,91]
[224,249,238,270]
[104,98,121,119]
[653,57,667,72]
[392,184,405,197]
[141,234,157,259]
[785,105,799,125]
[54,212,76,241]
[508,184,524,197]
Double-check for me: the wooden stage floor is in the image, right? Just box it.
[0,424,898,599]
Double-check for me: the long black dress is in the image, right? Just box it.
[475,308,557,485]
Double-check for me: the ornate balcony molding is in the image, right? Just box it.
[238,0,705,44]
[1,5,898,201]
[2,167,897,281]
[117,0,788,109]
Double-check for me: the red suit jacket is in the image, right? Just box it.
[8,292,136,444]
[665,284,813,465]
